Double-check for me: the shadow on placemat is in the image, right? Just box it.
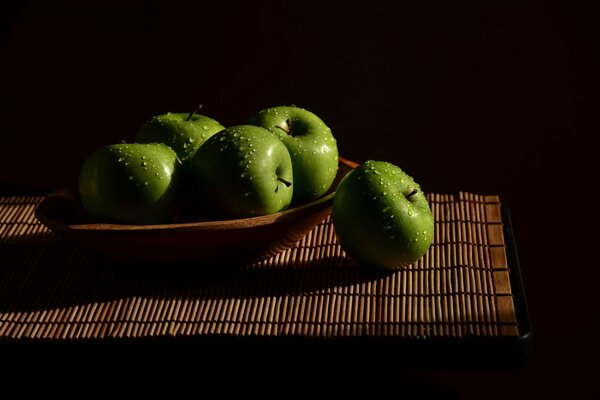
[0,234,384,313]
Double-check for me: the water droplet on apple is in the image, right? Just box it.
[313,140,317,144]
[203,126,209,130]
[128,176,134,180]
[141,156,146,159]
[144,182,149,186]
[188,137,195,143]
[155,172,159,176]
[118,157,124,162]
[382,192,387,196]
[312,151,317,155]
[142,161,147,166]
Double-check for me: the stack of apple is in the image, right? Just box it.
[79,105,433,269]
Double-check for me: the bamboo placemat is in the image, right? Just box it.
[0,193,518,340]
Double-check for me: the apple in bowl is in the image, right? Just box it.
[189,125,294,219]
[78,143,181,225]
[248,106,338,206]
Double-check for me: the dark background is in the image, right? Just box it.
[1,0,597,397]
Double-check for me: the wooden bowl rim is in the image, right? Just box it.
[36,157,358,233]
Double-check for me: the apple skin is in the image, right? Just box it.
[79,143,181,224]
[248,106,338,205]
[135,112,225,166]
[332,160,434,270]
[189,125,294,219]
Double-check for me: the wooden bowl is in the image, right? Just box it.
[35,157,358,264]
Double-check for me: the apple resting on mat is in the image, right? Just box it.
[332,160,434,269]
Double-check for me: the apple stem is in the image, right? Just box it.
[186,104,204,121]
[275,119,293,136]
[407,188,418,199]
[277,177,292,187]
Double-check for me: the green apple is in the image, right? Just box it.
[79,143,181,224]
[248,105,338,205]
[189,125,293,219]
[332,160,434,269]
[135,107,225,166]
